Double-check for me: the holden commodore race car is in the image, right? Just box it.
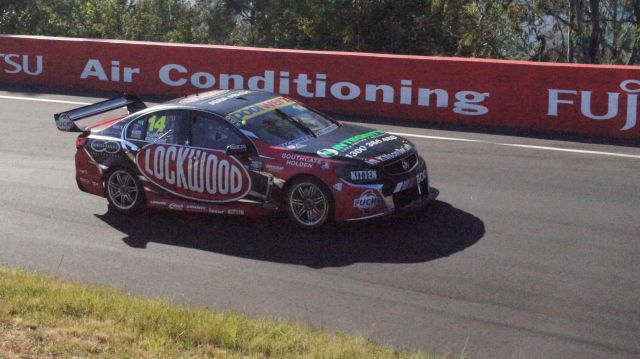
[54,90,438,229]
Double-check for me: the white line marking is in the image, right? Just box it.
[389,132,640,159]
[389,132,483,143]
[0,95,90,106]
[494,143,640,159]
[3,94,639,159]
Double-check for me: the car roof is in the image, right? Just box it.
[163,90,279,117]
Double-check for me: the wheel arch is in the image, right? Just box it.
[282,174,334,205]
[103,165,146,214]
[101,156,140,191]
[102,156,138,173]
[281,174,336,228]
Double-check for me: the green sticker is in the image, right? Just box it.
[331,130,384,151]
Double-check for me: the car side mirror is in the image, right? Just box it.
[226,143,248,156]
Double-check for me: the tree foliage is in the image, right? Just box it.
[1,0,638,64]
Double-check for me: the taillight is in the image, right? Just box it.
[76,136,88,149]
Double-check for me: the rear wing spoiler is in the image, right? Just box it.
[54,94,146,132]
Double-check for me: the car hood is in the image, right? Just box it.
[289,124,415,165]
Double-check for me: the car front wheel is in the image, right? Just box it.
[285,178,332,229]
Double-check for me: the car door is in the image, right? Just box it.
[187,110,273,203]
[129,109,247,203]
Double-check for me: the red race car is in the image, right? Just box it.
[55,90,438,228]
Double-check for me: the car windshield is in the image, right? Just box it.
[278,104,338,136]
[239,103,338,147]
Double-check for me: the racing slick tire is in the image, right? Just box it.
[105,168,145,214]
[284,177,333,230]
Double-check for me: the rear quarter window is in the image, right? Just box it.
[126,110,186,145]
[127,118,146,140]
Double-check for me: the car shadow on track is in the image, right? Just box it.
[96,200,484,268]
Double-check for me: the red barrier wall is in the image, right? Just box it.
[1,35,639,139]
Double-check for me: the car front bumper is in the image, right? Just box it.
[345,186,439,222]
[334,154,439,222]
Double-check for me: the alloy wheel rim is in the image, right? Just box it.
[289,183,328,226]
[107,170,138,210]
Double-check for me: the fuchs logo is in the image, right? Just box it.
[55,113,74,131]
[136,144,251,203]
[353,190,381,214]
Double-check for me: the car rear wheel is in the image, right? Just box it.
[106,168,145,214]
[285,178,332,229]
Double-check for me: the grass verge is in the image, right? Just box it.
[0,267,456,358]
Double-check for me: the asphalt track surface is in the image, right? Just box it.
[1,89,639,359]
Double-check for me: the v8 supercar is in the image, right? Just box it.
[54,90,438,229]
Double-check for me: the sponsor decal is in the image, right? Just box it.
[353,190,381,214]
[321,162,330,170]
[80,59,139,83]
[350,170,377,181]
[0,54,43,76]
[344,146,367,158]
[366,135,398,148]
[55,113,74,131]
[136,144,252,203]
[90,140,121,154]
[208,208,225,214]
[344,134,400,159]
[78,177,90,185]
[548,79,640,131]
[265,164,284,172]
[332,130,384,151]
[169,203,184,210]
[227,209,245,215]
[91,181,101,188]
[226,96,297,125]
[150,200,168,206]
[333,183,343,192]
[78,169,89,175]
[373,144,412,162]
[318,130,387,158]
[317,148,339,158]
[281,153,324,168]
[186,204,207,211]
[157,66,490,117]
